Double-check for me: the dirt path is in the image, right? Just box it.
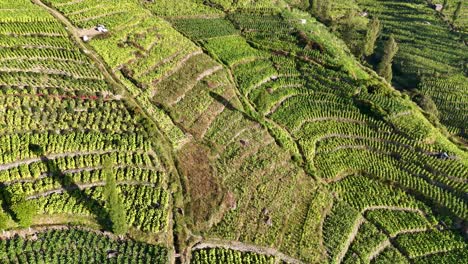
[364,205,425,215]
[334,215,365,264]
[76,28,106,38]
[192,239,305,264]
[367,239,391,262]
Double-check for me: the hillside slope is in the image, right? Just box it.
[0,0,466,263]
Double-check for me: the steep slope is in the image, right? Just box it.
[0,1,466,264]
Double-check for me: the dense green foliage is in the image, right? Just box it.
[0,229,167,263]
[191,248,276,263]
[0,0,466,263]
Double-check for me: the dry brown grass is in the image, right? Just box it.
[177,142,225,227]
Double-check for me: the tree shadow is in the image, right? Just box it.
[209,91,257,123]
[0,182,16,219]
[209,91,237,112]
[31,144,110,230]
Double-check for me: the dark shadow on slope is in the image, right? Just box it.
[209,91,237,111]
[209,91,257,123]
[31,144,110,230]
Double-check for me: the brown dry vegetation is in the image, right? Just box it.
[177,142,226,228]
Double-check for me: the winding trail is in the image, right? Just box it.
[334,216,365,264]
[367,239,391,262]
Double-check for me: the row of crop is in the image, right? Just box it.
[233,58,278,96]
[331,175,427,212]
[395,230,466,258]
[252,83,310,115]
[170,18,239,41]
[152,53,219,105]
[304,122,431,152]
[3,167,161,200]
[308,119,466,180]
[317,149,467,219]
[191,248,275,264]
[170,70,228,128]
[0,131,150,164]
[372,246,409,264]
[229,12,291,33]
[0,34,75,50]
[343,221,387,262]
[413,247,468,264]
[365,209,432,237]
[0,228,167,263]
[323,201,361,262]
[0,47,89,64]
[0,151,158,183]
[270,98,368,132]
[131,37,198,83]
[0,22,67,36]
[143,0,223,17]
[0,101,143,135]
[201,35,267,67]
[0,58,103,80]
[33,185,169,232]
[48,0,145,30]
[315,136,467,189]
[0,71,109,92]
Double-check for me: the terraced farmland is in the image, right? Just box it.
[0,0,467,263]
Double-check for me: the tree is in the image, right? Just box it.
[364,18,381,57]
[340,11,361,57]
[377,35,398,82]
[452,2,462,23]
[103,157,127,235]
[11,200,36,228]
[3,187,37,228]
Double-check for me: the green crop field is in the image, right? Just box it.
[0,0,466,263]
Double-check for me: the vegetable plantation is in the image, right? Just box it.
[0,0,467,263]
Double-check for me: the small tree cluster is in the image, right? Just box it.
[363,18,381,57]
[377,35,399,82]
[1,187,37,228]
